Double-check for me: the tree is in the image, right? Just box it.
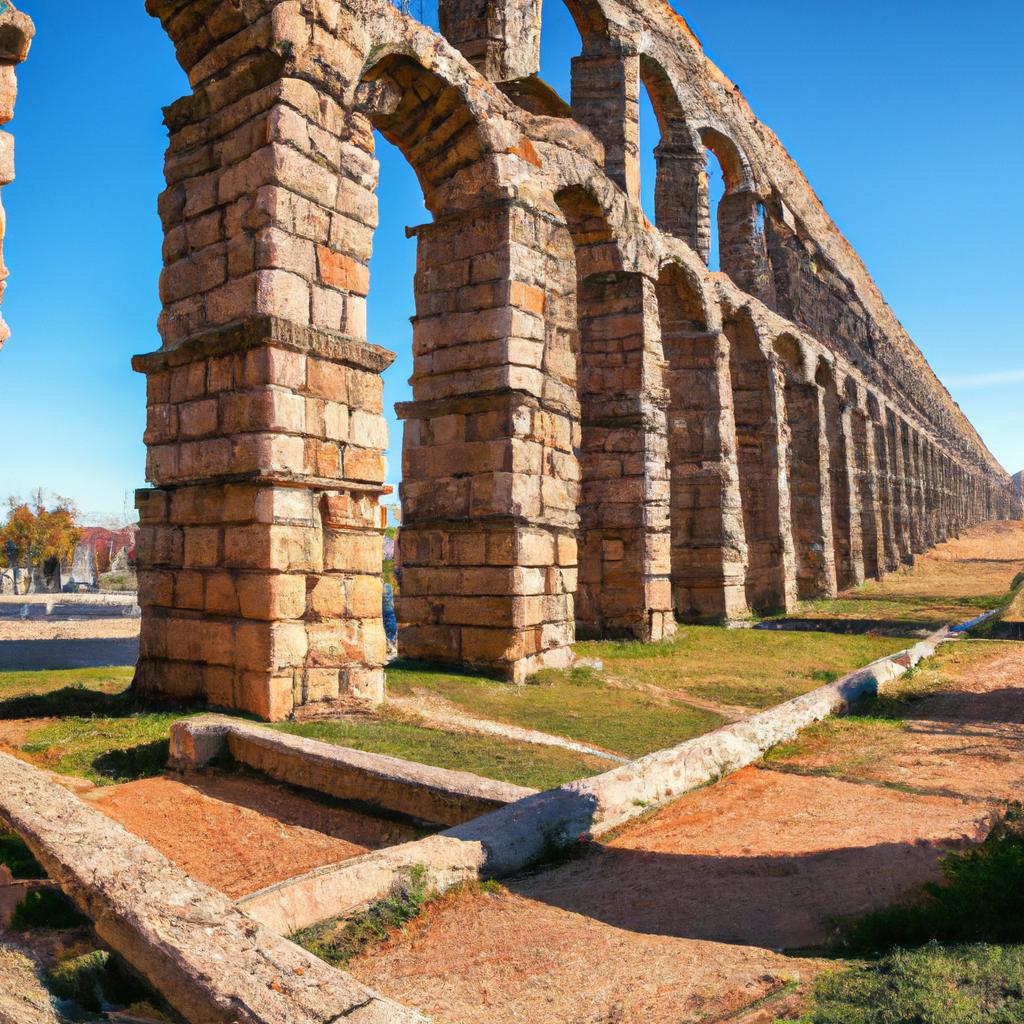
[0,490,81,572]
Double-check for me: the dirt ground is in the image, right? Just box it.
[0,618,140,642]
[348,638,1024,1024]
[85,773,423,900]
[871,520,1024,597]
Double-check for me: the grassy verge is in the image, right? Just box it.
[1,668,604,791]
[764,640,1013,783]
[276,716,606,790]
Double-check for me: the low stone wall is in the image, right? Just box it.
[239,633,945,934]
[170,716,536,827]
[0,751,426,1024]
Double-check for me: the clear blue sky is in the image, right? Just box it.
[3,0,1022,522]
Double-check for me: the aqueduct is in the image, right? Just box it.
[0,0,1018,720]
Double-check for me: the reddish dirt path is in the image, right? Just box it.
[87,773,423,899]
[349,640,1024,1024]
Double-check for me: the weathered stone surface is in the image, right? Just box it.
[3,0,1013,716]
[0,751,426,1024]
[0,945,64,1024]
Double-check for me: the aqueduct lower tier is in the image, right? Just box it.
[2,1,1019,719]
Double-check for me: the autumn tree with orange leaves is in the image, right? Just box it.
[0,490,81,571]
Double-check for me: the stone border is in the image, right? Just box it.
[0,751,426,1024]
[238,629,950,934]
[169,716,537,827]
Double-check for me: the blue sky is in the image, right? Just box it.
[2,0,1022,522]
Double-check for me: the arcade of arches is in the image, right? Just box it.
[0,0,1017,720]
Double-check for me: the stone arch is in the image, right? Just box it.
[816,358,863,590]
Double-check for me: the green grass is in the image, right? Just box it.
[19,710,187,786]
[276,716,606,790]
[0,666,134,702]
[783,944,1024,1024]
[388,660,725,758]
[0,826,44,879]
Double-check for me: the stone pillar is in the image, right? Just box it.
[718,188,775,307]
[785,374,837,600]
[727,316,796,613]
[0,5,33,350]
[571,50,640,203]
[822,371,864,590]
[654,128,708,255]
[851,396,884,579]
[437,0,541,83]
[886,411,913,563]
[135,16,392,719]
[397,202,579,680]
[658,267,747,620]
[575,270,674,641]
[906,428,926,555]
[872,411,898,572]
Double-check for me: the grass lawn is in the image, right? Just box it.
[275,718,606,790]
[388,626,909,755]
[0,668,604,791]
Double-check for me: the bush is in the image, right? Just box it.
[10,888,89,931]
[783,944,1024,1024]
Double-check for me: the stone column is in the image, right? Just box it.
[906,428,926,555]
[851,396,884,579]
[654,127,708,256]
[822,371,864,590]
[886,411,913,563]
[718,188,775,307]
[135,20,391,719]
[727,316,796,613]
[784,374,837,600]
[438,0,541,82]
[660,287,748,620]
[0,5,33,350]
[571,50,640,203]
[574,270,674,641]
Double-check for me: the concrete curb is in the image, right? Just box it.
[238,627,952,934]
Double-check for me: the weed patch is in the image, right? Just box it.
[293,865,432,967]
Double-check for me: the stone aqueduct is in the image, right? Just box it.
[0,1,1018,720]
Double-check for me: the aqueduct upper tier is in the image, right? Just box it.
[3,0,1019,719]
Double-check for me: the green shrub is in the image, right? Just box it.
[48,950,109,1012]
[782,943,1024,1024]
